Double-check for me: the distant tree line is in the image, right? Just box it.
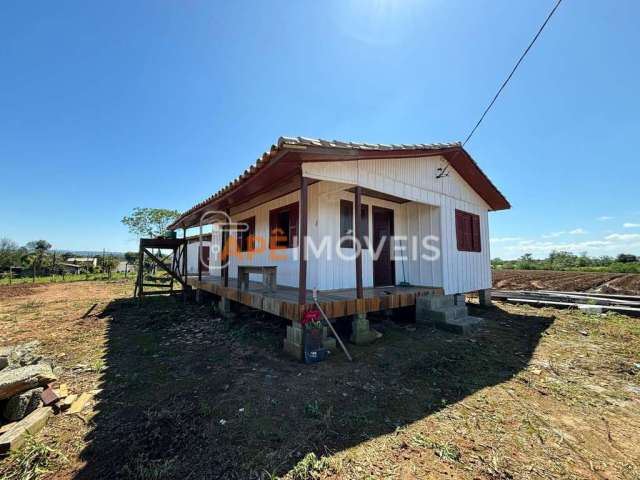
[492,251,640,273]
[0,238,124,278]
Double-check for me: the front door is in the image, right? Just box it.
[372,206,395,287]
[199,246,210,275]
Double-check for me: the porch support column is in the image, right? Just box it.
[354,186,364,300]
[285,172,308,362]
[182,227,188,303]
[298,174,309,307]
[197,233,202,282]
[478,289,492,307]
[221,210,230,288]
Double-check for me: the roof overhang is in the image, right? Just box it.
[169,137,510,230]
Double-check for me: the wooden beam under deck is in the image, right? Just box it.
[187,275,442,322]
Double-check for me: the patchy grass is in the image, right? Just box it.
[0,435,67,480]
[0,281,639,479]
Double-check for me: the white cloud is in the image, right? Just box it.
[604,233,640,241]
[542,231,565,238]
[623,223,640,228]
[569,228,587,235]
[597,216,614,221]
[490,237,522,243]
[491,232,640,259]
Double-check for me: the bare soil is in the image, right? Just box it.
[493,269,640,296]
[1,280,639,479]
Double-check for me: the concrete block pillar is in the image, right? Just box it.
[415,296,434,326]
[478,289,492,307]
[218,298,233,318]
[322,325,337,350]
[453,293,465,306]
[350,313,381,345]
[283,321,304,361]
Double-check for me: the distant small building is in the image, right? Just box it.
[116,261,136,273]
[66,257,98,268]
[58,263,84,274]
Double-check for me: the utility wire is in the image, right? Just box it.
[437,0,564,178]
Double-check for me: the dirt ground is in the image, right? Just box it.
[1,280,639,479]
[493,270,640,296]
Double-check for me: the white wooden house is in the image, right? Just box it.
[169,137,509,358]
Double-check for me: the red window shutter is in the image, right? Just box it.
[472,214,481,252]
[456,209,480,252]
[269,210,277,249]
[455,210,464,251]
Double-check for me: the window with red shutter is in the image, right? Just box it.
[269,202,299,249]
[236,216,255,252]
[455,209,481,252]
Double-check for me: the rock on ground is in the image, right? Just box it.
[2,387,43,422]
[0,364,57,401]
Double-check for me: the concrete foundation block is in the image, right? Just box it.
[321,326,337,350]
[283,322,304,361]
[478,289,492,307]
[435,316,484,335]
[217,298,234,318]
[350,314,381,345]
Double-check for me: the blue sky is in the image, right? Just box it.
[1,0,638,259]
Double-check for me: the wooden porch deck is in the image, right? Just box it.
[187,275,443,322]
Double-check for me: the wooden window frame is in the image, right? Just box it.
[455,209,481,252]
[340,200,369,249]
[269,202,299,249]
[236,216,255,252]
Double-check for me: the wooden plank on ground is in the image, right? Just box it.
[68,392,93,414]
[0,407,52,454]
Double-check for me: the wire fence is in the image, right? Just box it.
[0,269,136,286]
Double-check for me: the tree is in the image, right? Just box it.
[99,255,120,279]
[121,208,181,239]
[517,253,535,270]
[0,238,20,270]
[617,253,638,263]
[124,251,138,265]
[24,240,52,278]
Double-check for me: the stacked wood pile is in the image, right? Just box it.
[0,342,89,454]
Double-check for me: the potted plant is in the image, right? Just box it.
[301,310,327,363]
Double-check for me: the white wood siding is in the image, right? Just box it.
[186,240,211,274]
[227,189,302,287]
[199,154,493,294]
[303,157,492,294]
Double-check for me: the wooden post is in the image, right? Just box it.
[182,228,187,302]
[354,185,364,300]
[198,235,202,282]
[221,211,230,288]
[298,174,309,308]
[136,241,144,299]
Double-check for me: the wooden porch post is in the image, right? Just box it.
[354,185,364,300]
[298,174,309,308]
[221,209,230,288]
[182,227,187,302]
[197,235,202,282]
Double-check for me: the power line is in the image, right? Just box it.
[437,0,564,178]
